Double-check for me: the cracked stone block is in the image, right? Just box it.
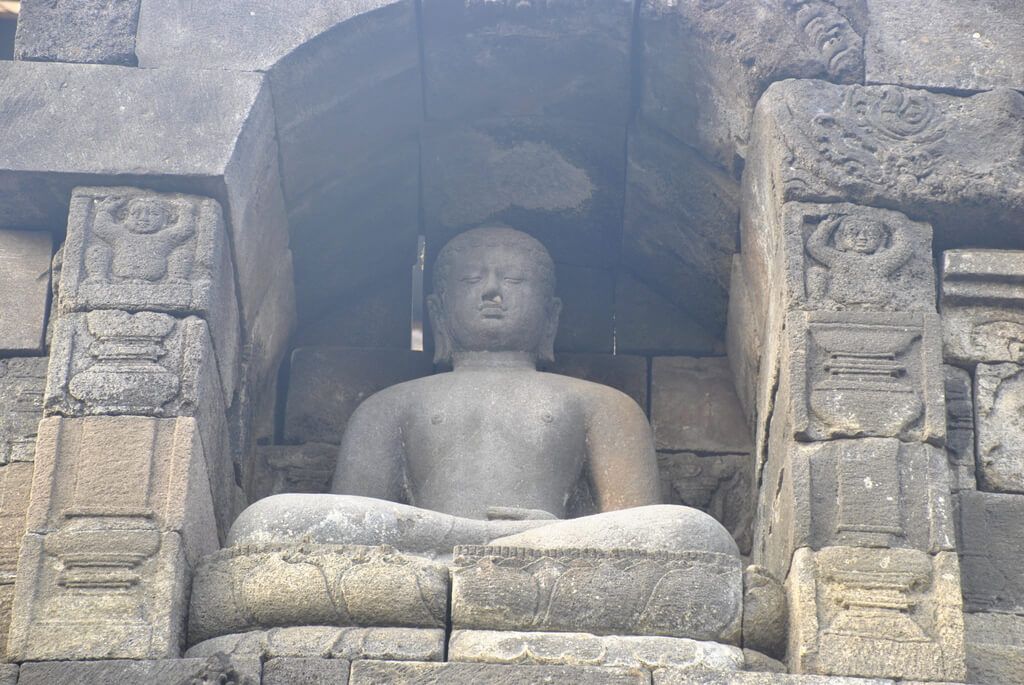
[451,545,742,643]
[786,547,965,682]
[964,612,1024,685]
[188,544,449,645]
[654,671,893,684]
[865,0,1024,92]
[957,490,1024,614]
[0,229,51,354]
[623,122,739,331]
[18,656,261,685]
[783,311,945,444]
[263,658,350,685]
[0,357,47,465]
[9,416,218,661]
[351,660,650,685]
[14,0,141,66]
[755,438,955,583]
[651,357,752,454]
[421,0,633,124]
[975,362,1024,493]
[60,187,240,399]
[186,626,445,663]
[941,249,1024,366]
[284,347,433,446]
[544,353,648,413]
[422,118,626,269]
[448,630,744,670]
[639,0,864,171]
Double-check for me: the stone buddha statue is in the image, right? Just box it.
[229,226,737,559]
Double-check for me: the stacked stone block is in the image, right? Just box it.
[7,187,237,661]
[939,248,1024,684]
[735,83,983,682]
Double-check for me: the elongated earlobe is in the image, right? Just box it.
[538,297,562,364]
[426,294,453,365]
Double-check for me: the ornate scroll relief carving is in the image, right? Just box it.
[45,310,218,417]
[975,363,1024,494]
[941,249,1024,365]
[451,546,743,642]
[785,0,863,81]
[784,202,934,312]
[788,312,945,443]
[187,544,449,644]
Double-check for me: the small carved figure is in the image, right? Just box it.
[85,196,195,283]
[805,214,912,306]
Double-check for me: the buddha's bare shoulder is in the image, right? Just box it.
[538,371,645,413]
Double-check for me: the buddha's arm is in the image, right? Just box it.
[586,388,662,511]
[330,392,407,502]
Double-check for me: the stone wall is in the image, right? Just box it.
[0,0,1021,683]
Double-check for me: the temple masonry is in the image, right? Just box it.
[0,0,1022,683]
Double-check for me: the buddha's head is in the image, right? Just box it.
[834,216,886,255]
[428,226,561,366]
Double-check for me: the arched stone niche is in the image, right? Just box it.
[3,1,1024,681]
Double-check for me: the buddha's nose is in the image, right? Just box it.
[482,275,502,303]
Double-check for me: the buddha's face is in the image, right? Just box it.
[441,243,553,355]
[835,218,885,255]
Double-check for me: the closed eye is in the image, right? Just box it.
[460,276,482,284]
[503,278,524,284]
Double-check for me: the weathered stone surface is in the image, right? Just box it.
[865,0,1024,92]
[783,311,945,444]
[651,357,753,454]
[0,665,15,685]
[975,363,1024,493]
[9,416,218,661]
[544,353,648,413]
[964,612,1024,685]
[350,660,650,685]
[755,438,955,582]
[658,453,753,556]
[451,546,742,643]
[421,0,633,124]
[422,118,625,268]
[295,267,410,350]
[0,463,34,659]
[0,61,282,330]
[640,0,864,170]
[655,671,892,684]
[283,347,433,445]
[0,229,51,354]
[957,490,1024,614]
[0,357,47,465]
[786,547,965,682]
[60,187,240,399]
[781,203,934,312]
[614,272,720,356]
[742,566,787,660]
[186,626,445,662]
[263,658,350,685]
[623,123,739,330]
[46,310,226,418]
[741,649,786,674]
[18,656,261,685]
[941,249,1024,365]
[188,544,449,644]
[449,630,744,670]
[14,0,141,65]
[944,366,977,491]
[551,266,614,353]
[745,80,1024,252]
[249,442,337,501]
[725,257,763,429]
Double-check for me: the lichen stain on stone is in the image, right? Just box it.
[439,131,595,226]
